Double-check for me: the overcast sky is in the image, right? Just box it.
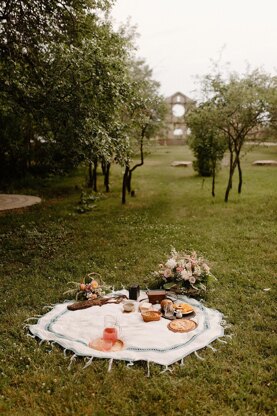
[111,0,277,99]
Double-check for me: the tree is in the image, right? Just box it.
[186,102,226,197]
[0,0,117,180]
[0,0,167,205]
[264,75,277,139]
[193,69,274,202]
[117,59,166,204]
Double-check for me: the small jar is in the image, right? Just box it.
[176,310,183,319]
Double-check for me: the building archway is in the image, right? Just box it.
[160,92,194,145]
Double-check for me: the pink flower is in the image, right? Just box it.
[189,276,196,284]
[176,266,184,272]
[164,268,173,278]
[181,269,190,280]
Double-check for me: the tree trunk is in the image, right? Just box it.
[212,164,216,197]
[104,162,110,192]
[224,174,232,203]
[127,126,147,196]
[237,156,243,194]
[88,161,93,188]
[122,165,129,204]
[92,160,98,192]
[127,170,132,194]
[225,158,237,202]
[228,149,233,190]
[22,114,33,175]
[101,159,106,175]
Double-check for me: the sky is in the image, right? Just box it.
[111,0,277,99]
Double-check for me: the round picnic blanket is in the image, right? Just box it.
[28,291,224,366]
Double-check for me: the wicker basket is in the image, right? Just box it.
[141,310,161,322]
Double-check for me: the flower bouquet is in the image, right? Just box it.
[154,248,215,297]
[64,272,110,301]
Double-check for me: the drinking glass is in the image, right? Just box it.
[103,315,121,349]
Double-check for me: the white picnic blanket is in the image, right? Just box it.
[29,290,224,366]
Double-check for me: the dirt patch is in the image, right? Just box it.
[0,194,41,212]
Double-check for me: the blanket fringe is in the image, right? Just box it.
[217,337,228,344]
[207,344,217,352]
[127,361,134,368]
[68,354,77,370]
[108,358,113,372]
[63,349,68,358]
[160,365,173,374]
[180,357,185,366]
[194,351,205,361]
[42,305,54,311]
[83,356,94,369]
[24,316,40,323]
[26,333,36,339]
[147,360,151,377]
[221,319,232,329]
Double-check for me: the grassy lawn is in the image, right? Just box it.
[0,145,276,416]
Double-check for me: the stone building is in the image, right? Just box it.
[158,91,195,145]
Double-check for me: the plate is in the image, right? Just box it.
[174,310,194,316]
[173,303,194,315]
[88,338,125,352]
[167,319,197,333]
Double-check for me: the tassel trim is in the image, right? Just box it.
[108,358,113,372]
[194,351,205,361]
[68,354,77,370]
[83,356,94,369]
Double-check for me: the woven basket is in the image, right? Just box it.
[141,310,161,322]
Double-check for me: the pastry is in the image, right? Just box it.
[167,318,197,333]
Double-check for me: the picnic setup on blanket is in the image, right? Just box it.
[27,249,228,373]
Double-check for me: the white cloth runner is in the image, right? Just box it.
[29,290,224,366]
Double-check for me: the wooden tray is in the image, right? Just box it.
[167,319,197,333]
[88,338,125,352]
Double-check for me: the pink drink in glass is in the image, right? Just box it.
[103,327,118,344]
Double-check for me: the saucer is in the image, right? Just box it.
[88,338,125,352]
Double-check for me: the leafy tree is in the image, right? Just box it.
[192,69,274,202]
[0,0,116,180]
[0,0,166,206]
[118,59,166,204]
[265,75,277,139]
[186,102,226,197]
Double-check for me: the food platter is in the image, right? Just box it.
[173,303,194,315]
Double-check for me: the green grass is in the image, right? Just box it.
[0,145,276,416]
